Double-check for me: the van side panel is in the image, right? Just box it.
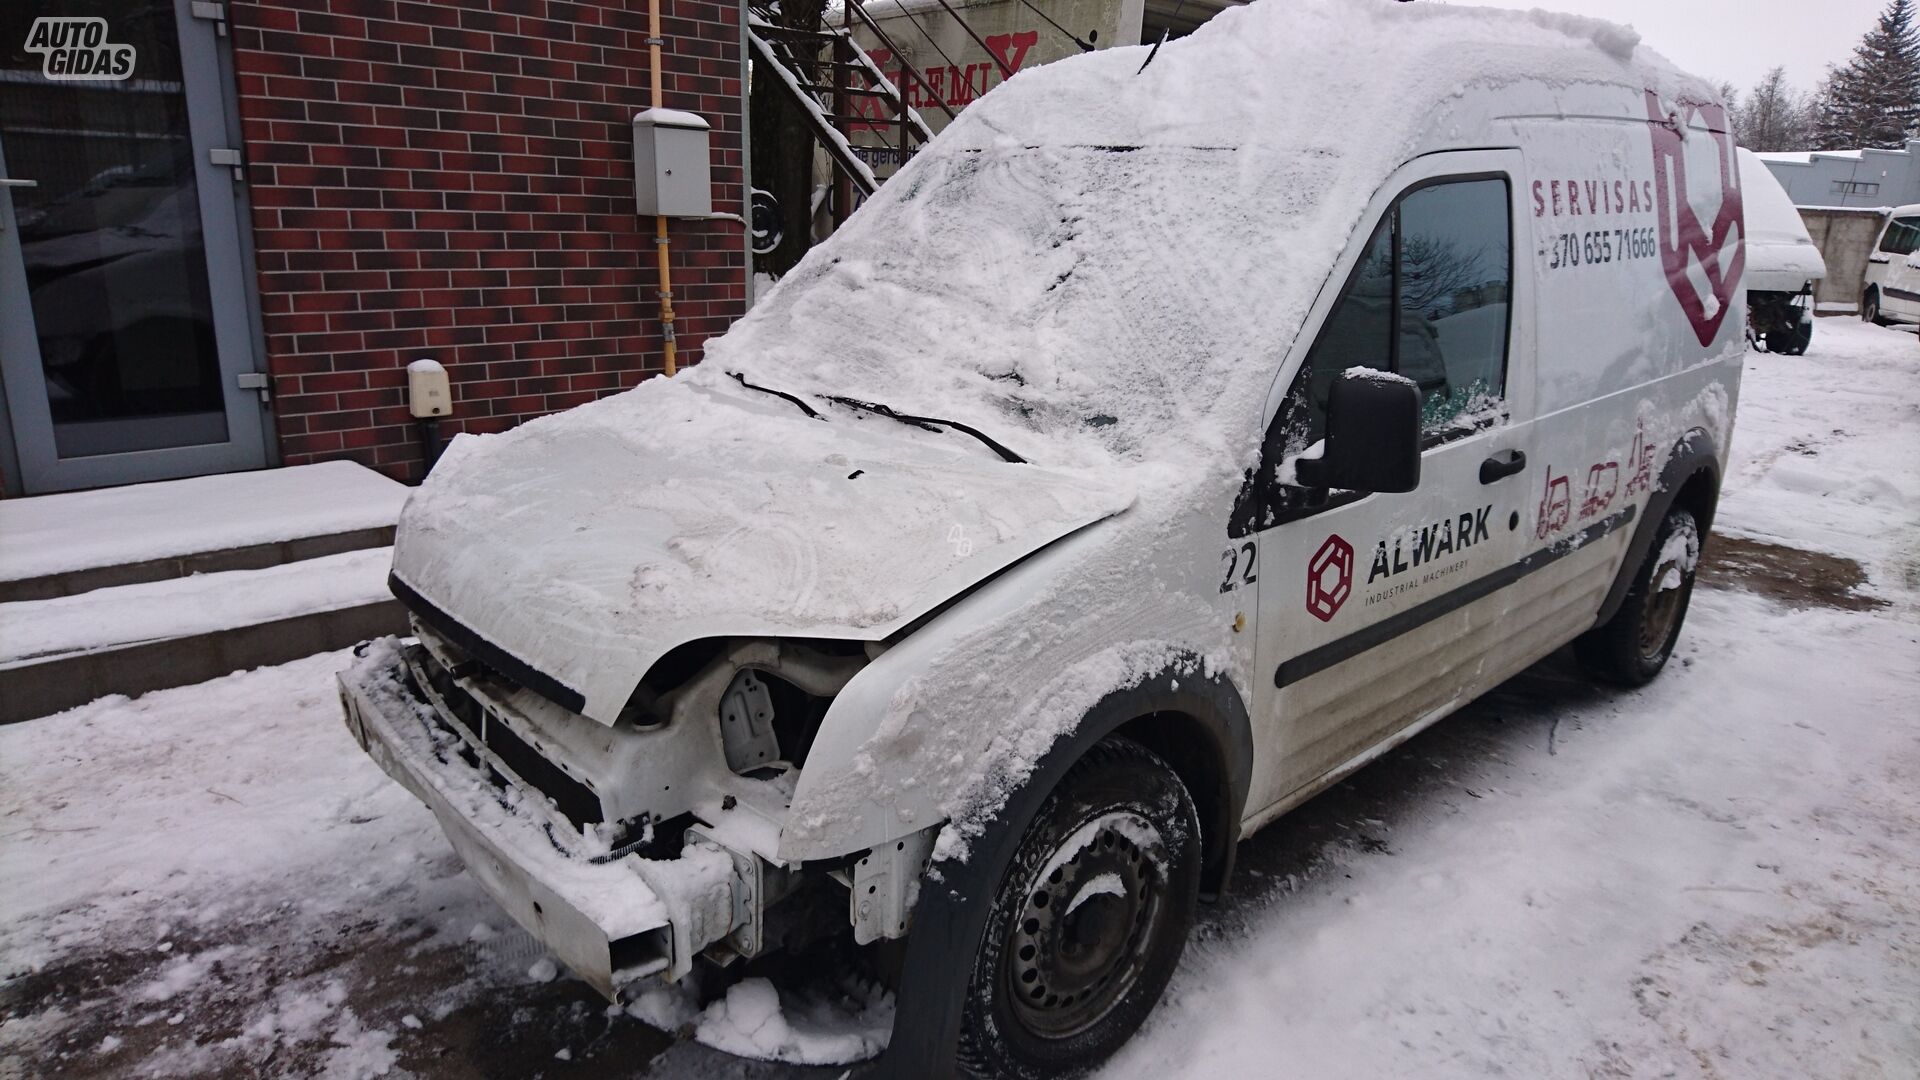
[1243,89,1744,829]
[1500,107,1744,662]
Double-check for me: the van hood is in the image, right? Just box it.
[390,378,1134,724]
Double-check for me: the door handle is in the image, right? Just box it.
[1479,449,1526,484]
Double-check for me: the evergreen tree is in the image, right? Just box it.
[1737,67,1815,152]
[1814,0,1920,149]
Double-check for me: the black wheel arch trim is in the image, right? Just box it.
[866,658,1253,1079]
[1592,428,1721,629]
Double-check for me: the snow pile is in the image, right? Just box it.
[0,460,406,583]
[0,547,392,663]
[626,974,894,1066]
[1653,524,1700,593]
[695,977,891,1064]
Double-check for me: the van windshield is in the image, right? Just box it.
[711,140,1338,466]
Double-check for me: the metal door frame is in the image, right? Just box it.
[0,0,271,496]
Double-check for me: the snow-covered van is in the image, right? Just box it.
[1862,201,1920,326]
[338,2,1745,1075]
[1739,148,1825,354]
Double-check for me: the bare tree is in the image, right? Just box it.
[1716,80,1742,144]
[1736,67,1816,151]
[1399,235,1495,318]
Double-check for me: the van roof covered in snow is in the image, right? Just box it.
[710,0,1714,469]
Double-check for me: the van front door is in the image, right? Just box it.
[1239,151,1538,818]
[0,0,268,495]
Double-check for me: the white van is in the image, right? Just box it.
[338,3,1745,1075]
[1862,202,1920,325]
[1739,147,1825,354]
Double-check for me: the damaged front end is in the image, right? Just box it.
[336,617,935,1002]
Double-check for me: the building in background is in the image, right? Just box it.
[1,0,750,496]
[1757,142,1920,208]
[1755,145,1920,316]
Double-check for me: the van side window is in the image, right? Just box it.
[1879,216,1920,255]
[1398,180,1512,435]
[1230,176,1513,537]
[1288,177,1511,449]
[1293,216,1394,449]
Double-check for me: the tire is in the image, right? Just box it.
[956,737,1201,1079]
[1862,289,1888,326]
[1765,315,1812,356]
[1575,507,1700,687]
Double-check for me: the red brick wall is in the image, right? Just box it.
[229,0,747,481]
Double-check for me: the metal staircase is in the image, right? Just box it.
[748,0,954,224]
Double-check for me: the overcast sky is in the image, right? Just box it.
[1435,0,1888,94]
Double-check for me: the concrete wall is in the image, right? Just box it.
[1760,142,1920,210]
[1798,207,1888,312]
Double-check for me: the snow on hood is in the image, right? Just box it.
[392,379,1134,723]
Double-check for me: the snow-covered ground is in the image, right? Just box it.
[2,320,1916,1079]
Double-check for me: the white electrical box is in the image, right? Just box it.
[406,358,451,418]
[632,108,712,217]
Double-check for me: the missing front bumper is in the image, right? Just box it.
[337,638,747,998]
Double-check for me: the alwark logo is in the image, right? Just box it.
[24,18,136,81]
[1368,506,1491,584]
[1305,534,1353,623]
[1645,91,1744,347]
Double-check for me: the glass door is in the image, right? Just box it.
[0,0,267,494]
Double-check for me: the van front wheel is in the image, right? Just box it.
[956,736,1200,1079]
[1862,289,1888,326]
[1575,507,1700,687]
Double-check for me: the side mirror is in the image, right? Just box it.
[1293,368,1422,494]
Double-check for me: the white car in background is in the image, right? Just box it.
[1861,202,1920,326]
[338,2,1746,1076]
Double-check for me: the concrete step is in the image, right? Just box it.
[0,548,405,724]
[0,461,409,603]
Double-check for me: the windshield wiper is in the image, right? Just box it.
[824,395,1027,464]
[729,371,822,419]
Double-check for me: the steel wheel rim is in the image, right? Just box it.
[1003,810,1169,1040]
[1638,558,1687,662]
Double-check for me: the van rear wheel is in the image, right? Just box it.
[956,737,1200,1079]
[1575,507,1700,687]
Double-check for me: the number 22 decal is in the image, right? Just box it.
[1219,541,1258,593]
